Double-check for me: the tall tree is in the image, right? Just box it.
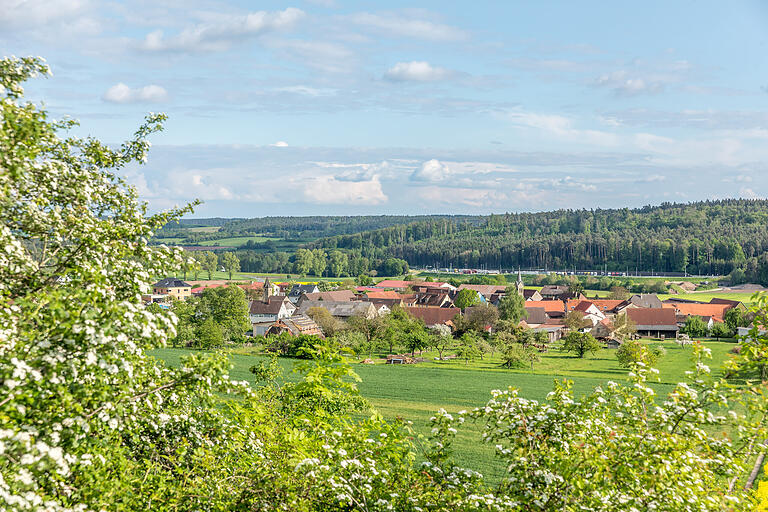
[219,251,240,280]
[562,331,601,358]
[497,286,527,322]
[454,289,480,309]
[200,251,218,279]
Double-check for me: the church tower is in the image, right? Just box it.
[263,277,272,303]
[516,268,524,296]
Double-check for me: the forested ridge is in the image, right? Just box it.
[305,200,768,278]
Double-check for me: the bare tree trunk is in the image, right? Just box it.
[745,440,768,490]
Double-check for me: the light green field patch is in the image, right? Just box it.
[196,236,281,247]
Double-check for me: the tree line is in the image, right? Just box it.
[305,200,768,280]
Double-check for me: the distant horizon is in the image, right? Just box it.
[177,197,764,220]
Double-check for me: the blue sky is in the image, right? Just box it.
[3,0,768,216]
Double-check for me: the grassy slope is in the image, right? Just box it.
[150,339,735,481]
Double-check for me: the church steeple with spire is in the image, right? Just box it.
[263,277,272,303]
[516,268,524,296]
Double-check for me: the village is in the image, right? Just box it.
[145,271,752,363]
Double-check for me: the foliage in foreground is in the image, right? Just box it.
[4,56,768,511]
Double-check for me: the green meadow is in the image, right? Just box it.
[150,339,736,482]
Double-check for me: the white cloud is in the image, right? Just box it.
[102,83,168,103]
[596,71,666,96]
[384,61,452,82]
[139,8,304,52]
[271,39,354,73]
[419,186,509,207]
[506,111,619,146]
[301,175,387,204]
[348,12,467,41]
[411,159,450,182]
[740,187,760,199]
[270,141,289,147]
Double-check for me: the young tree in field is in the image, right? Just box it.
[200,250,218,279]
[683,315,710,338]
[562,331,601,358]
[455,333,482,365]
[219,251,240,280]
[616,339,662,368]
[500,342,540,370]
[565,310,590,332]
[431,326,454,360]
[196,317,225,348]
[347,314,386,358]
[454,289,480,309]
[710,322,734,340]
[497,286,527,322]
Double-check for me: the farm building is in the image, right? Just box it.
[625,308,679,338]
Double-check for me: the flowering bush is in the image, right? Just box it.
[3,56,768,511]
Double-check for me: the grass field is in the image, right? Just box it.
[150,339,736,481]
[657,290,759,303]
[195,236,281,247]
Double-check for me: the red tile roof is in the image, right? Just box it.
[626,308,678,327]
[406,306,460,326]
[364,290,402,300]
[671,303,731,318]
[525,300,566,314]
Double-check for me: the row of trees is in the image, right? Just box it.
[236,247,409,277]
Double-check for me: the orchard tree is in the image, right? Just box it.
[616,339,662,368]
[562,331,601,358]
[683,315,710,338]
[455,333,482,365]
[710,322,734,340]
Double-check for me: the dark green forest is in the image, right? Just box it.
[170,200,768,284]
[309,200,768,278]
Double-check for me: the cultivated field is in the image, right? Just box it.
[150,339,736,482]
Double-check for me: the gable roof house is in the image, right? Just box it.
[297,300,379,320]
[405,306,460,329]
[669,302,732,325]
[413,290,454,308]
[153,278,192,300]
[539,285,584,301]
[625,308,679,338]
[525,300,566,319]
[296,289,356,307]
[288,284,320,303]
[523,289,544,301]
[628,294,663,309]
[250,296,296,336]
[569,300,606,326]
